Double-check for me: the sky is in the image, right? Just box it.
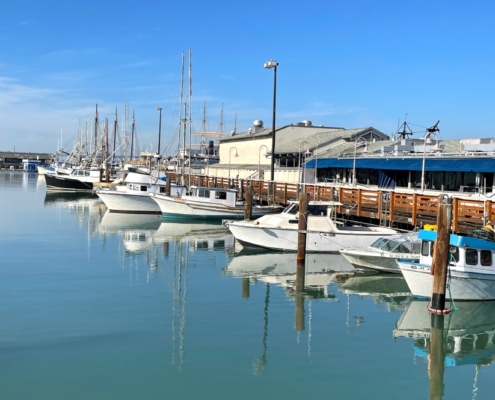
[1,0,495,154]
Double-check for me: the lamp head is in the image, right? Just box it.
[155,107,162,111]
[264,60,279,69]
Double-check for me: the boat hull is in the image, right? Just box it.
[150,194,279,220]
[97,190,161,214]
[45,174,96,192]
[228,223,397,253]
[340,250,418,273]
[398,260,495,301]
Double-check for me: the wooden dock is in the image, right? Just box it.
[169,172,492,235]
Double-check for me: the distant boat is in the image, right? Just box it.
[340,233,421,273]
[397,229,495,300]
[44,168,102,192]
[150,185,282,220]
[37,165,55,175]
[225,201,398,252]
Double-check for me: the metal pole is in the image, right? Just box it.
[157,108,162,155]
[270,66,277,182]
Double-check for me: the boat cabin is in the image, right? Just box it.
[189,186,238,207]
[418,229,495,272]
[282,201,342,218]
[70,169,100,178]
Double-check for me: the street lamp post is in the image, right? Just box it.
[298,141,309,184]
[229,146,238,180]
[258,145,268,181]
[353,137,368,187]
[264,59,278,182]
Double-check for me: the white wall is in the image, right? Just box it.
[218,137,272,166]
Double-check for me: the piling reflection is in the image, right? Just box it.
[394,301,495,399]
[225,251,355,300]
[252,283,270,376]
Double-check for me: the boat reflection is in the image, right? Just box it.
[394,301,495,399]
[339,271,412,312]
[44,191,100,206]
[98,211,163,255]
[224,250,355,300]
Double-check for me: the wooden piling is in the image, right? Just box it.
[244,185,253,221]
[296,192,309,264]
[429,197,452,314]
[165,173,171,196]
[428,314,445,400]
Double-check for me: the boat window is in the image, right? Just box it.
[308,205,328,216]
[198,189,210,198]
[480,250,492,266]
[159,187,166,193]
[215,191,227,200]
[382,240,398,252]
[140,186,147,192]
[283,204,294,213]
[394,243,411,254]
[85,171,90,176]
[449,246,459,263]
[465,248,478,266]
[287,204,299,215]
[421,241,430,256]
[370,238,387,249]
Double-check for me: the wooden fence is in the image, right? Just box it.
[168,173,491,234]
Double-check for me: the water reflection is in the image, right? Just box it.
[394,301,495,399]
[339,271,412,312]
[225,251,355,300]
[0,171,39,189]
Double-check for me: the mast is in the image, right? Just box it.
[94,104,99,166]
[178,52,185,173]
[188,48,192,188]
[130,111,135,160]
[201,100,207,155]
[219,103,224,134]
[113,107,118,165]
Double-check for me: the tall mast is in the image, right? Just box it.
[201,100,207,155]
[188,48,192,188]
[113,107,118,164]
[219,103,224,134]
[178,51,185,171]
[130,111,135,160]
[94,104,99,165]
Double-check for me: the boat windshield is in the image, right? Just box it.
[370,238,412,253]
[308,204,328,216]
[283,204,299,215]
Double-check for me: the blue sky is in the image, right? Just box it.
[1,0,495,154]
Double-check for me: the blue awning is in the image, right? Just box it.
[304,157,495,172]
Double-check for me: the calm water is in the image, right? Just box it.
[1,171,494,399]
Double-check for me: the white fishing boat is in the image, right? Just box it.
[397,229,495,300]
[149,185,281,220]
[225,201,398,253]
[96,166,187,214]
[340,233,421,273]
